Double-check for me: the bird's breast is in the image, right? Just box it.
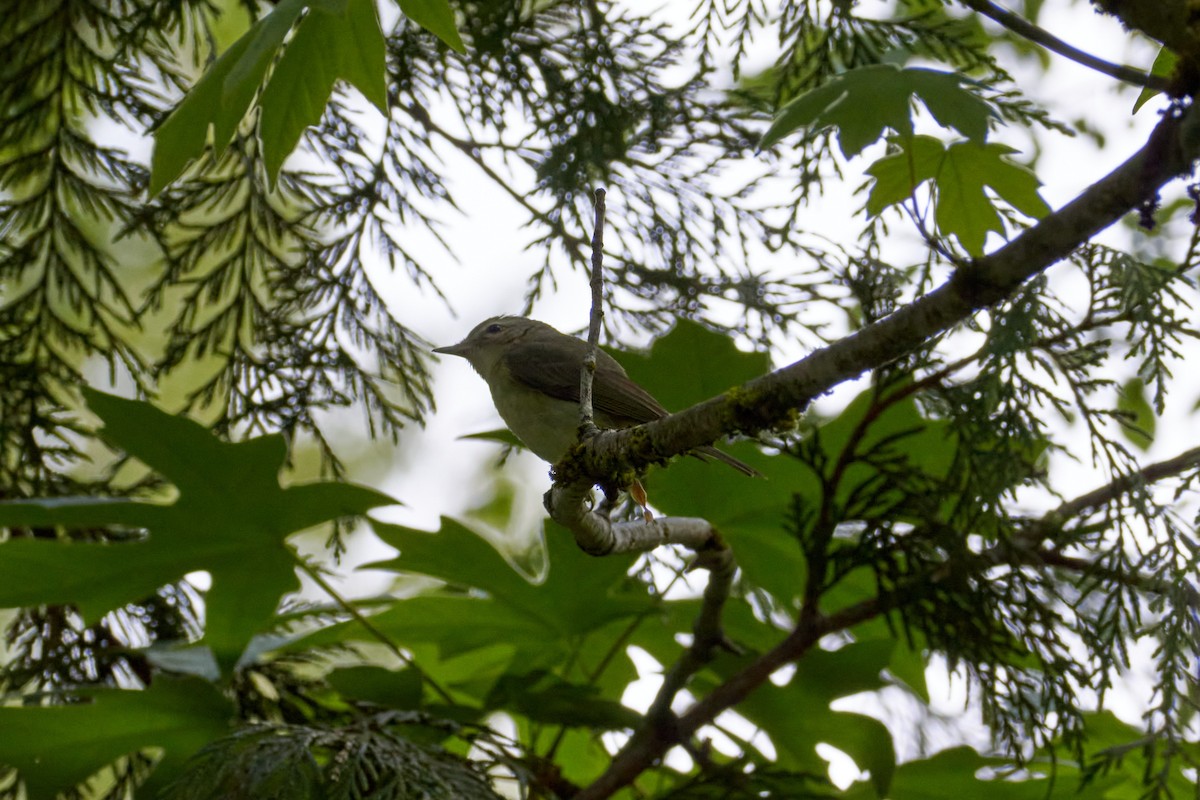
[488,376,586,464]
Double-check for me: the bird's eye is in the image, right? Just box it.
[486,323,502,334]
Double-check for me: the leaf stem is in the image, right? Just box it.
[295,559,455,705]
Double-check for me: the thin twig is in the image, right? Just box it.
[580,188,607,435]
[982,446,1200,604]
[959,0,1171,91]
[549,189,741,797]
[643,547,740,727]
[295,560,455,704]
[1045,444,1200,523]
[1030,547,1200,605]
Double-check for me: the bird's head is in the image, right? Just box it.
[433,316,549,376]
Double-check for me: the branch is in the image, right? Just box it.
[575,596,885,800]
[1045,444,1200,523]
[996,444,1200,596]
[960,0,1171,91]
[1029,548,1200,604]
[576,446,1200,799]
[642,547,737,725]
[578,440,1200,799]
[579,188,607,437]
[570,102,1200,800]
[935,445,1200,613]
[572,104,1196,483]
[547,478,723,555]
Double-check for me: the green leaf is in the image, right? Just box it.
[148,28,253,195]
[487,671,642,730]
[0,390,396,670]
[328,595,556,655]
[0,678,232,800]
[398,0,466,53]
[373,517,653,634]
[150,0,308,193]
[258,0,388,181]
[1117,377,1156,450]
[294,516,655,667]
[328,665,424,708]
[150,0,398,193]
[418,642,518,699]
[611,321,814,602]
[935,141,1050,254]
[864,135,948,216]
[715,640,898,794]
[649,451,813,603]
[866,136,1050,255]
[842,746,1068,800]
[1133,47,1177,114]
[760,65,994,156]
[540,728,616,789]
[614,319,771,413]
[220,0,311,107]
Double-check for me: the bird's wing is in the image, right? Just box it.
[502,339,667,424]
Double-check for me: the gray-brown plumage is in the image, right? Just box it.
[434,316,760,477]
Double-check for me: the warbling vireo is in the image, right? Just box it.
[434,316,759,477]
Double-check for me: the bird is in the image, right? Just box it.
[433,316,760,479]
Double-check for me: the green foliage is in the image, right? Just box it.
[292,516,655,679]
[1133,46,1177,113]
[616,320,773,413]
[709,640,898,793]
[760,64,994,155]
[151,0,459,191]
[8,311,1196,797]
[0,679,231,800]
[328,666,424,709]
[1116,377,1155,450]
[842,745,1105,799]
[395,0,465,53]
[159,716,503,800]
[2,0,1199,798]
[865,136,1050,255]
[256,0,390,180]
[0,390,394,670]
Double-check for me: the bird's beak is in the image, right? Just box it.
[432,341,469,357]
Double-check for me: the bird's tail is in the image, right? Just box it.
[695,445,762,478]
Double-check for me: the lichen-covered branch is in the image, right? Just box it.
[572,104,1196,483]
[568,99,1200,800]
